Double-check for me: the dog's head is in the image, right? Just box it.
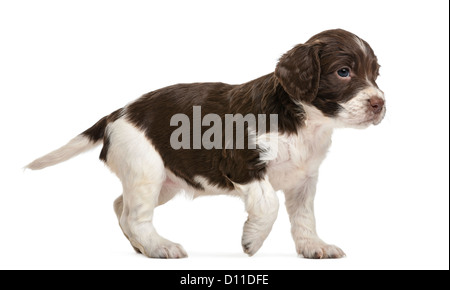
[275,29,386,128]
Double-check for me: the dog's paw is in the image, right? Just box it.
[150,242,188,259]
[296,239,345,259]
[241,220,271,256]
[242,235,264,257]
[130,238,188,259]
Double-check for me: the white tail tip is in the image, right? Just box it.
[26,135,98,170]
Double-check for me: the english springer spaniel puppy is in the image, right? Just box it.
[27,29,386,259]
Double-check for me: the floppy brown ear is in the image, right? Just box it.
[275,43,321,103]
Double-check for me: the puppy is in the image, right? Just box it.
[27,29,385,259]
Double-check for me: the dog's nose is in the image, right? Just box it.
[369,97,385,114]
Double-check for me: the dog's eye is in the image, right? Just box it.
[337,68,351,78]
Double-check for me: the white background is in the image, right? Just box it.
[0,0,448,270]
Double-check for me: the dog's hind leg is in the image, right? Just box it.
[113,184,182,254]
[106,118,187,258]
[113,195,141,254]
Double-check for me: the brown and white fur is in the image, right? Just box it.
[27,29,386,259]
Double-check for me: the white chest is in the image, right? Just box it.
[266,126,333,192]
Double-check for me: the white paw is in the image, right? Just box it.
[296,239,345,259]
[150,242,188,259]
[241,219,272,256]
[242,234,264,257]
[130,238,188,259]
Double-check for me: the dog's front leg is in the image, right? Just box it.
[285,175,345,259]
[237,177,279,256]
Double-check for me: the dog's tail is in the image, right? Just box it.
[25,109,122,170]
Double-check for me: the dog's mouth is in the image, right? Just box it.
[358,105,386,127]
[372,118,383,126]
[338,107,386,128]
[371,106,386,126]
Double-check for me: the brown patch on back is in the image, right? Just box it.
[125,73,304,190]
